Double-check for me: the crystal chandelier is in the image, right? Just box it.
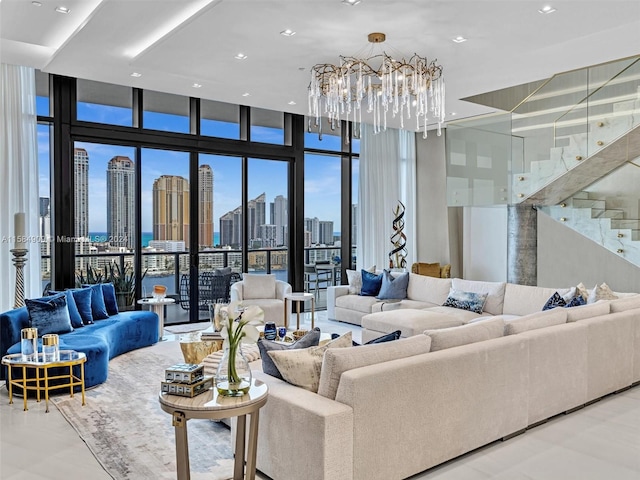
[308,32,445,139]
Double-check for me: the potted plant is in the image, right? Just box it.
[76,263,147,311]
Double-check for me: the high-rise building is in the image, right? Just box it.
[273,195,287,246]
[152,175,190,243]
[198,165,214,247]
[248,193,266,242]
[304,217,320,244]
[260,224,277,248]
[219,193,268,248]
[74,148,89,238]
[106,156,135,249]
[319,220,334,245]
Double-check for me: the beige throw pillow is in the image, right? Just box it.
[425,317,504,352]
[242,273,276,300]
[587,283,618,304]
[268,332,353,392]
[317,335,432,400]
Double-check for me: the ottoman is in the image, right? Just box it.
[361,309,466,342]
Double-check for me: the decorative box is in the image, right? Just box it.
[164,363,204,384]
[161,376,213,397]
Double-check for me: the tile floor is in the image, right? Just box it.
[1,314,639,480]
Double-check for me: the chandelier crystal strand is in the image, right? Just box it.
[309,33,444,138]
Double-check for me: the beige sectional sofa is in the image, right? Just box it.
[251,292,640,480]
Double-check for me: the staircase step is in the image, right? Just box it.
[572,198,605,209]
[572,191,590,200]
[591,209,624,219]
[611,219,640,230]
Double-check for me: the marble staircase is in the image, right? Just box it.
[545,191,640,266]
[514,96,640,206]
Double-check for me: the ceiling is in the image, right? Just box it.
[2,0,639,131]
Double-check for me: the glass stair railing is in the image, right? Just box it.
[539,189,640,266]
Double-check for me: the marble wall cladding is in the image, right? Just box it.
[547,204,640,267]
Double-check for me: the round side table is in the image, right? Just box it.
[138,297,175,340]
[159,379,268,480]
[283,292,315,330]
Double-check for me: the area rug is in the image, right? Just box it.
[164,321,211,334]
[52,341,235,480]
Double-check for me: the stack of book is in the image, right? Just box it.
[161,363,212,397]
[200,328,223,342]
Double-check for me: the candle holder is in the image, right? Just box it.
[11,248,28,309]
[42,334,60,362]
[21,327,38,362]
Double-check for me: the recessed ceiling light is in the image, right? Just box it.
[342,0,361,5]
[234,53,248,60]
[55,6,70,14]
[130,72,142,78]
[538,5,556,14]
[242,92,251,97]
[280,29,296,37]
[192,83,202,88]
[288,101,297,105]
[452,36,467,43]
[32,1,42,6]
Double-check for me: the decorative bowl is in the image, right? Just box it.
[292,329,308,341]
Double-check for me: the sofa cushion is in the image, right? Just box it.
[336,294,381,314]
[443,288,487,314]
[242,274,276,299]
[101,283,119,315]
[362,309,466,339]
[504,309,567,335]
[452,279,506,315]
[69,287,94,325]
[411,262,441,277]
[361,270,383,296]
[257,328,321,379]
[503,283,562,316]
[609,295,640,313]
[424,317,505,352]
[346,266,376,295]
[83,284,110,320]
[25,293,74,336]
[377,271,409,300]
[267,332,352,392]
[395,299,439,310]
[406,274,452,305]
[566,301,610,322]
[318,335,432,400]
[48,289,84,329]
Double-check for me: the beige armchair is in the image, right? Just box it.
[230,273,292,325]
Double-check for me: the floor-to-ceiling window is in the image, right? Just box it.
[40,73,360,322]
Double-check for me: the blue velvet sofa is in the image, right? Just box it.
[0,306,159,388]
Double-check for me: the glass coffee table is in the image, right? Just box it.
[1,350,86,412]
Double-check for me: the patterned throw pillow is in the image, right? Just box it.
[267,332,353,392]
[587,283,619,304]
[542,291,566,310]
[565,293,587,308]
[345,265,376,295]
[257,328,321,379]
[442,289,488,314]
[376,271,409,300]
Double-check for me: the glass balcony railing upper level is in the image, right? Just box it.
[446,55,640,207]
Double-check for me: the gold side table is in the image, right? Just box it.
[179,331,223,364]
[159,379,268,480]
[1,350,86,412]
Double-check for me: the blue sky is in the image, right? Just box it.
[37,97,359,233]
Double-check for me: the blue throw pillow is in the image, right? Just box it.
[331,329,401,346]
[101,283,119,315]
[542,291,566,310]
[25,293,73,336]
[48,290,83,328]
[70,287,94,324]
[377,270,409,300]
[565,293,587,308]
[443,289,488,314]
[360,270,383,296]
[84,284,109,320]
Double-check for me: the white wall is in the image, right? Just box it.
[415,133,450,265]
[538,211,640,292]
[462,206,508,281]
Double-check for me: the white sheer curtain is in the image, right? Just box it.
[357,125,417,270]
[1,64,41,311]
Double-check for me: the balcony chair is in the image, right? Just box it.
[179,268,234,311]
[230,273,292,325]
